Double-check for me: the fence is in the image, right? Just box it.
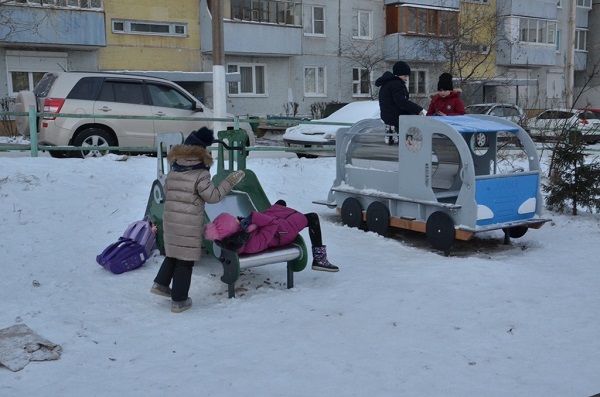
[0,106,339,157]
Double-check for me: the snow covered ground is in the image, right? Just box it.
[1,139,600,396]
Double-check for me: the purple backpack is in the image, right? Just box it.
[96,217,156,274]
[121,217,156,257]
[96,238,148,274]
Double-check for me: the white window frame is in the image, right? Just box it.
[353,10,372,40]
[304,66,326,97]
[111,19,187,37]
[556,29,561,52]
[575,29,587,51]
[518,18,557,45]
[303,5,325,36]
[352,67,371,97]
[408,70,427,95]
[5,51,67,96]
[576,0,592,8]
[227,64,267,97]
[9,0,103,9]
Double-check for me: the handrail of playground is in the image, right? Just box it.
[0,107,345,156]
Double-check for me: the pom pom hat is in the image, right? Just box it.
[184,127,215,148]
[393,61,411,77]
[205,213,241,241]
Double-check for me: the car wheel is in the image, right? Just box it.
[474,132,488,147]
[71,128,115,158]
[15,91,37,138]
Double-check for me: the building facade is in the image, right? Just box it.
[1,0,599,118]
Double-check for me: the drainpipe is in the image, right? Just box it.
[565,0,576,108]
[212,0,227,134]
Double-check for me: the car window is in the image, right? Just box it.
[98,80,145,105]
[34,73,58,97]
[147,83,194,110]
[503,107,519,117]
[67,77,103,100]
[465,106,490,115]
[581,111,598,120]
[490,107,502,116]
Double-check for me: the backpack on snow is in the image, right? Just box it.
[96,217,157,274]
[121,216,156,257]
[96,238,149,274]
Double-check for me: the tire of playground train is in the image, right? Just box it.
[341,197,363,228]
[425,211,456,252]
[503,225,528,239]
[366,201,390,236]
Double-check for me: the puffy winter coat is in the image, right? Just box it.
[238,204,308,255]
[426,90,465,116]
[375,71,424,130]
[162,144,235,261]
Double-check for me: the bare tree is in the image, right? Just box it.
[339,35,387,100]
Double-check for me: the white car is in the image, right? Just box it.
[15,71,254,158]
[282,101,381,158]
[527,108,600,144]
[465,103,526,147]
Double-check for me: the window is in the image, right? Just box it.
[97,80,145,105]
[230,0,301,25]
[409,70,426,95]
[9,72,46,94]
[575,30,587,51]
[304,66,326,97]
[112,19,187,37]
[391,5,457,37]
[227,64,266,96]
[353,10,372,39]
[303,5,325,36]
[556,29,561,51]
[352,68,371,97]
[518,18,557,45]
[464,0,489,3]
[8,0,102,8]
[576,0,592,8]
[147,83,195,110]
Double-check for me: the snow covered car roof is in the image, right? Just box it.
[282,101,381,144]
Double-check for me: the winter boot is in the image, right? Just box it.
[311,245,339,272]
[150,282,172,297]
[171,297,192,313]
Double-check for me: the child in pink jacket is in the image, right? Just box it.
[205,200,338,272]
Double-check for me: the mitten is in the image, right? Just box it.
[225,170,245,187]
[239,214,253,231]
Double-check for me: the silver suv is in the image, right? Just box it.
[15,71,254,158]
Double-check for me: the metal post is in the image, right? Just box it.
[28,105,38,157]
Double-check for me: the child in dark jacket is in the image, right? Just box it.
[375,60,425,145]
[205,200,339,272]
[427,73,465,116]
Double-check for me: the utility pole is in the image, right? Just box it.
[565,0,576,108]
[211,0,227,134]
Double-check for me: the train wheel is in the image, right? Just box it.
[341,197,362,228]
[504,226,528,239]
[426,211,455,253]
[366,201,390,235]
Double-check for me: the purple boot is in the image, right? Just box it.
[312,245,339,272]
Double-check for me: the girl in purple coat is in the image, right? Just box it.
[205,200,338,272]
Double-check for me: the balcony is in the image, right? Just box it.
[201,0,302,56]
[0,4,106,48]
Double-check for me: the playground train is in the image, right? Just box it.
[314,114,551,254]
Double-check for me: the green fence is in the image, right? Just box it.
[0,107,339,156]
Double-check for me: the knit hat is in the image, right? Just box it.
[204,213,240,241]
[184,127,214,147]
[393,61,411,76]
[437,73,454,91]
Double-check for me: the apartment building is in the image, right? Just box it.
[1,0,599,116]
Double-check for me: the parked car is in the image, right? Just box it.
[282,101,380,158]
[527,108,600,144]
[465,103,526,147]
[15,71,255,158]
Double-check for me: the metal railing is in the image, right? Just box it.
[0,106,339,156]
